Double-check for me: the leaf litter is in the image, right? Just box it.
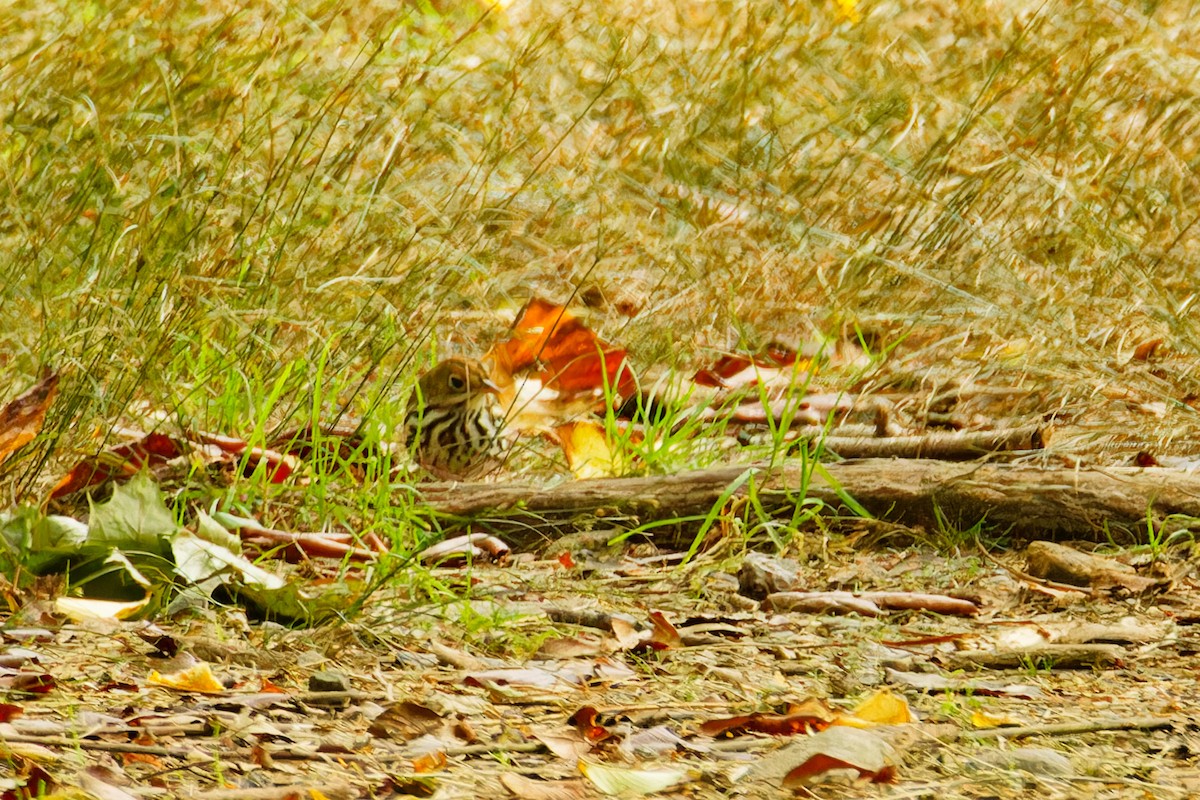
[5,0,1200,792]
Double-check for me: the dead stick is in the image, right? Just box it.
[815,425,1049,460]
[959,716,1173,740]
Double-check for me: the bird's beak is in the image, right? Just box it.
[480,379,501,395]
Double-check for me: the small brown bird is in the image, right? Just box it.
[403,357,506,479]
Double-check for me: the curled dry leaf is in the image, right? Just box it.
[568,705,623,743]
[418,533,511,566]
[50,428,295,500]
[1132,337,1164,361]
[643,611,682,651]
[701,697,837,737]
[55,596,150,622]
[578,760,690,797]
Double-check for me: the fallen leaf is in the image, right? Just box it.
[500,773,592,800]
[490,297,635,399]
[55,597,149,622]
[0,371,58,467]
[557,420,622,479]
[739,726,897,787]
[837,690,912,726]
[578,760,689,796]
[701,697,837,737]
[50,431,183,499]
[970,710,1025,728]
[693,343,802,388]
[1132,338,1164,361]
[146,663,226,694]
[643,611,681,651]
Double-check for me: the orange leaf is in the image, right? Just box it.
[0,371,58,467]
[1133,338,1164,361]
[645,610,682,651]
[783,754,897,786]
[567,706,615,743]
[490,298,635,399]
[412,749,447,773]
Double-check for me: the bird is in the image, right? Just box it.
[403,357,506,479]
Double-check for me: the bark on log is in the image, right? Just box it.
[416,460,1200,549]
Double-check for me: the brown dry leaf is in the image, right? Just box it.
[530,725,593,764]
[51,427,297,500]
[368,701,444,740]
[537,634,609,659]
[609,618,642,650]
[419,533,511,566]
[701,697,837,737]
[0,673,55,694]
[0,371,57,467]
[568,705,621,743]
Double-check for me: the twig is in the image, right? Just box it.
[958,716,1173,740]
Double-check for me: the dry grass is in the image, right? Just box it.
[4,0,1200,488]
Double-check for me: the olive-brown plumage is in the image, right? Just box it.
[404,357,505,478]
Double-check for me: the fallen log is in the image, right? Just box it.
[416,460,1200,548]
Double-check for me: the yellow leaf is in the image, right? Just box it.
[970,710,1024,729]
[835,689,912,726]
[147,663,226,694]
[557,421,621,479]
[835,0,860,23]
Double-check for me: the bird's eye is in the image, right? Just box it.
[448,374,466,391]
